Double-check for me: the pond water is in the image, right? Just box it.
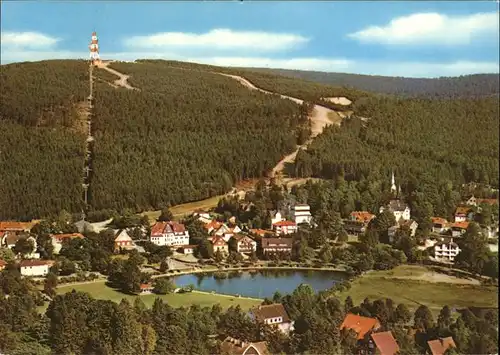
[171,269,346,299]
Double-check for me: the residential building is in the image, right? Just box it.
[0,221,32,233]
[427,337,456,355]
[476,198,499,206]
[340,313,381,340]
[449,222,469,238]
[350,211,376,224]
[177,245,197,254]
[139,283,154,295]
[261,238,293,255]
[434,239,460,262]
[219,336,269,355]
[150,221,190,247]
[212,235,229,254]
[272,220,297,235]
[215,224,241,241]
[454,207,473,223]
[193,211,212,224]
[465,195,477,206]
[344,221,368,237]
[250,303,294,335]
[431,217,449,234]
[232,234,257,253]
[293,204,312,225]
[203,220,222,234]
[0,231,28,249]
[399,219,419,237]
[370,331,400,355]
[114,230,136,251]
[0,259,6,271]
[19,259,55,277]
[379,200,411,222]
[51,233,84,254]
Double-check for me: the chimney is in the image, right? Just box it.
[241,341,246,348]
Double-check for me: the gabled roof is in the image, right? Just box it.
[272,220,296,227]
[431,217,448,225]
[455,206,471,215]
[232,234,255,243]
[371,331,400,355]
[212,235,227,247]
[249,229,274,237]
[251,303,291,323]
[0,221,32,232]
[477,198,498,205]
[340,313,381,340]
[350,211,376,223]
[0,259,7,267]
[450,221,469,230]
[220,336,269,355]
[20,259,55,267]
[114,229,133,242]
[151,221,186,235]
[427,337,456,355]
[204,220,222,231]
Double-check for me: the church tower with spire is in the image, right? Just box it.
[391,171,397,195]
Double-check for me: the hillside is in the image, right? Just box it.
[0,60,89,220]
[244,68,500,99]
[294,95,499,220]
[1,59,320,219]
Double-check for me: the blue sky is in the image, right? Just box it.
[1,1,499,77]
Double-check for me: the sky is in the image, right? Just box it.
[1,1,499,78]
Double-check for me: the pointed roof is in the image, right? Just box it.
[340,313,381,340]
[427,337,456,355]
[114,229,132,242]
[371,331,400,355]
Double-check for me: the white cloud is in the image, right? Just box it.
[1,49,498,78]
[348,12,499,45]
[1,31,60,48]
[123,29,309,52]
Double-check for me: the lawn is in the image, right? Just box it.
[51,281,262,310]
[337,265,498,315]
[139,194,225,223]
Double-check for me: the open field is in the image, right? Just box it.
[53,281,262,310]
[139,194,225,223]
[337,265,498,315]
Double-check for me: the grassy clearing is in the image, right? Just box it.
[139,194,225,223]
[52,282,261,310]
[337,265,498,315]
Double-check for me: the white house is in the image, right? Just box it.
[379,200,411,222]
[19,259,55,277]
[293,204,312,225]
[211,235,229,254]
[232,234,257,253]
[272,220,297,235]
[150,221,190,247]
[114,230,136,252]
[250,303,294,335]
[214,224,241,241]
[270,211,285,225]
[434,239,460,263]
[454,207,473,223]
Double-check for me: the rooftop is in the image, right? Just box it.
[427,337,456,355]
[251,303,291,323]
[371,331,400,355]
[340,313,380,340]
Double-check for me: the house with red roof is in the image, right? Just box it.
[231,234,257,253]
[427,337,456,355]
[261,238,293,255]
[272,220,297,236]
[211,235,228,254]
[350,211,376,224]
[340,313,381,341]
[150,221,190,247]
[431,217,449,234]
[454,207,473,223]
[370,331,400,355]
[0,259,7,271]
[139,283,154,295]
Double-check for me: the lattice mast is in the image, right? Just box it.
[89,31,101,66]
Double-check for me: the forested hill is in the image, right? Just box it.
[241,68,499,99]
[0,59,317,220]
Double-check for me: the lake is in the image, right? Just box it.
[171,269,346,299]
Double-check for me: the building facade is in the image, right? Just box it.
[150,221,190,246]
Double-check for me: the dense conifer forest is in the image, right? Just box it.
[247,68,500,99]
[0,60,89,220]
[90,62,307,211]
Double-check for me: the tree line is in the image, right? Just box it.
[0,265,497,355]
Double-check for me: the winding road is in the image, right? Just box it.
[97,61,139,90]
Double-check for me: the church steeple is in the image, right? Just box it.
[391,171,397,194]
